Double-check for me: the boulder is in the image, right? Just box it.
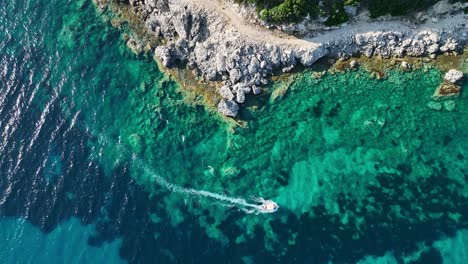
[252,85,261,95]
[172,8,191,39]
[219,85,234,101]
[401,61,411,70]
[229,68,241,84]
[236,89,245,104]
[440,39,458,52]
[426,44,439,54]
[218,99,239,117]
[216,55,227,72]
[154,39,189,67]
[433,82,461,100]
[155,0,170,12]
[444,69,463,84]
[248,57,260,74]
[145,0,157,8]
[154,46,173,67]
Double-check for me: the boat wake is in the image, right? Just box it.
[96,134,278,214]
[133,154,278,214]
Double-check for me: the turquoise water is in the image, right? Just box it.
[1,0,467,263]
[0,217,124,263]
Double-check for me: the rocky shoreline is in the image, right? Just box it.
[100,0,467,117]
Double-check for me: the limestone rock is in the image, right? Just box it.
[426,44,439,54]
[127,0,468,116]
[440,39,458,52]
[252,85,261,95]
[154,39,189,67]
[218,99,239,117]
[219,85,234,100]
[236,89,245,104]
[444,69,463,84]
[433,82,461,100]
[216,55,227,72]
[229,68,241,84]
[401,61,411,70]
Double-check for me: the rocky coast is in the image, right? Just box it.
[100,0,467,117]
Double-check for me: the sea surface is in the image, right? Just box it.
[1,0,467,263]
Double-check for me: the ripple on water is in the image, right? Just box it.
[1,0,468,263]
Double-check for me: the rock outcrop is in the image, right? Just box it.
[433,69,464,100]
[444,69,464,84]
[217,99,239,117]
[111,0,467,117]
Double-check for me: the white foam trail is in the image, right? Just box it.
[132,155,264,212]
[96,134,270,214]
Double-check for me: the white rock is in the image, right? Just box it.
[432,0,453,15]
[219,85,234,100]
[217,99,239,117]
[229,68,241,84]
[440,40,458,52]
[252,85,261,95]
[236,89,245,104]
[401,61,410,69]
[444,69,463,83]
[427,44,439,54]
[216,55,227,72]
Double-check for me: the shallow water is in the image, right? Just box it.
[0,0,467,263]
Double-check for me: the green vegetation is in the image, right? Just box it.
[259,0,319,23]
[236,0,460,26]
[322,1,349,26]
[367,0,439,18]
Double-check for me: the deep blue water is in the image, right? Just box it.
[1,0,468,263]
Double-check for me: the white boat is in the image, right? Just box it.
[259,199,279,213]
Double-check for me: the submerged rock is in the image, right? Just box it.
[125,0,468,115]
[433,82,461,100]
[443,100,456,111]
[434,69,464,100]
[217,99,239,117]
[427,101,443,111]
[444,69,464,84]
[128,134,145,153]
